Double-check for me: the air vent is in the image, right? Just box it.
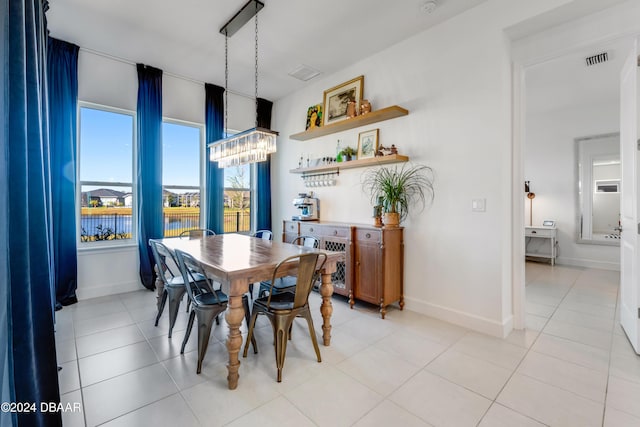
[288,65,321,81]
[585,52,608,67]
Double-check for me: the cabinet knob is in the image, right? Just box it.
[366,233,371,238]
[309,227,314,232]
[333,230,338,236]
[531,230,537,234]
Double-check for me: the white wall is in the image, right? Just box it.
[525,103,620,270]
[76,50,253,299]
[272,0,577,337]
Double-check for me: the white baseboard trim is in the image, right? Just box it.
[404,296,513,338]
[556,256,620,271]
[77,280,143,301]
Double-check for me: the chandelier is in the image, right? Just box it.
[209,0,278,168]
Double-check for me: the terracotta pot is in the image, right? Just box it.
[346,101,358,118]
[383,212,400,228]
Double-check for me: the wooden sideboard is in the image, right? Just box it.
[282,220,404,319]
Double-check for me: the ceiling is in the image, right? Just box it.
[526,38,628,115]
[47,0,488,100]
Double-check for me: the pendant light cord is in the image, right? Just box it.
[254,2,259,128]
[224,32,229,138]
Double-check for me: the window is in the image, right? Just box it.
[79,105,135,243]
[224,164,252,233]
[162,121,203,237]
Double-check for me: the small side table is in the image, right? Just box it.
[525,225,557,265]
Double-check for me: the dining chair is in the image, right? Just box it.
[253,229,273,240]
[149,239,207,338]
[257,235,320,298]
[243,252,327,382]
[179,228,215,239]
[175,249,257,373]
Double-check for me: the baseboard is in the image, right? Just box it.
[404,296,513,338]
[556,256,620,271]
[76,280,143,300]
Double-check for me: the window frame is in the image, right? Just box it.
[77,101,137,249]
[161,117,206,233]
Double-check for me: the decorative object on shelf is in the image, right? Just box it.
[323,75,364,126]
[373,196,383,227]
[302,171,338,187]
[360,99,371,115]
[376,144,397,156]
[208,0,278,168]
[346,100,358,118]
[525,180,535,226]
[336,139,342,163]
[290,105,408,141]
[340,146,357,161]
[362,163,434,227]
[357,128,378,160]
[305,104,322,130]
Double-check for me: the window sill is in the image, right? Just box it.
[77,241,138,254]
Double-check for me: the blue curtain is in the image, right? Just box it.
[205,83,225,234]
[256,98,273,231]
[136,64,163,289]
[1,0,62,425]
[47,37,79,306]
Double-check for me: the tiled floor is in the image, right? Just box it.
[55,262,640,426]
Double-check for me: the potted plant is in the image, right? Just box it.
[341,146,357,161]
[361,163,434,227]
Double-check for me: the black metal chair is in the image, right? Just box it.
[243,252,327,382]
[149,239,207,338]
[257,235,319,298]
[179,228,215,239]
[175,249,256,373]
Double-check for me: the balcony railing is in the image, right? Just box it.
[80,209,250,241]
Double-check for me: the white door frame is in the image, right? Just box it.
[510,34,637,331]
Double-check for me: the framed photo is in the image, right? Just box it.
[357,129,379,160]
[322,75,364,125]
[305,104,322,130]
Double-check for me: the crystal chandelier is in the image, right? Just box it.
[209,0,278,168]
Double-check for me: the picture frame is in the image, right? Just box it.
[322,75,364,126]
[357,129,379,160]
[305,104,323,130]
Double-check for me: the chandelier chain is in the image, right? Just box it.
[254,4,259,128]
[224,33,229,137]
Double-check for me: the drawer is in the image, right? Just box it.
[355,228,381,243]
[525,227,555,238]
[322,226,350,238]
[300,223,320,236]
[283,221,299,234]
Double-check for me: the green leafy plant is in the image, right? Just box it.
[340,146,356,160]
[361,163,434,222]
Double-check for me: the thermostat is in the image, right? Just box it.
[543,220,556,227]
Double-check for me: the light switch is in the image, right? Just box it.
[472,198,486,212]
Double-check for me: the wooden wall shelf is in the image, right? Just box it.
[290,154,409,174]
[289,105,409,141]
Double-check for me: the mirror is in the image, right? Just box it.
[576,133,620,245]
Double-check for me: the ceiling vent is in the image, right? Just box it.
[585,52,608,67]
[288,64,321,81]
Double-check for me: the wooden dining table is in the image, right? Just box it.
[157,233,343,389]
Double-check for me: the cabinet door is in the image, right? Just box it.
[354,240,381,304]
[321,235,351,297]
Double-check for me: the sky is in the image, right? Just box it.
[80,106,246,193]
